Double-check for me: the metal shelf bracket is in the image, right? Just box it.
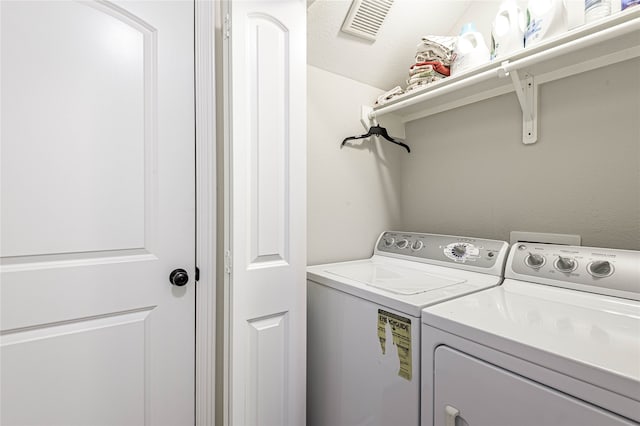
[499,62,538,144]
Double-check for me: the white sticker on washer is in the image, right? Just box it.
[378,309,412,381]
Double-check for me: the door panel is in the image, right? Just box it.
[248,14,289,267]
[2,310,150,426]
[227,1,306,425]
[1,0,151,257]
[0,1,195,425]
[247,312,290,426]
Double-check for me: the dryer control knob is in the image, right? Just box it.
[525,253,545,268]
[383,237,395,247]
[452,244,467,257]
[555,256,577,272]
[396,239,409,249]
[588,260,613,277]
[411,240,424,251]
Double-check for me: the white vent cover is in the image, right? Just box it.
[341,0,394,42]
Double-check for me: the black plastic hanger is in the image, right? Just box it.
[341,125,410,153]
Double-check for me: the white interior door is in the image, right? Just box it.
[225,1,307,425]
[0,1,195,425]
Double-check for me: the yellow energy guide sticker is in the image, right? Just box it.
[377,309,412,381]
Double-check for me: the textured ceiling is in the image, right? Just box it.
[307,0,473,90]
[307,0,586,91]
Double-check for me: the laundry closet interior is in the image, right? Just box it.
[0,0,639,425]
[305,1,640,426]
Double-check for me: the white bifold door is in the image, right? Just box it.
[225,1,307,425]
[1,2,195,425]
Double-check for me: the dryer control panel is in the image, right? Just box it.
[374,231,509,276]
[506,243,640,301]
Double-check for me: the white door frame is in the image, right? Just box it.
[195,1,216,425]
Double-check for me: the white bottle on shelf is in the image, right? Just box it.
[585,0,611,23]
[525,0,569,47]
[451,23,490,76]
[491,0,526,59]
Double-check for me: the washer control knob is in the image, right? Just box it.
[396,239,409,249]
[452,244,467,258]
[383,237,395,247]
[525,253,545,268]
[555,256,577,272]
[588,260,613,278]
[411,240,424,251]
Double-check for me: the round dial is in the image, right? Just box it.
[452,244,467,257]
[525,253,545,268]
[396,239,409,249]
[383,237,395,247]
[444,243,480,262]
[555,256,577,272]
[588,260,614,278]
[411,240,424,251]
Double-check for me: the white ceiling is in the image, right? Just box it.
[307,0,586,90]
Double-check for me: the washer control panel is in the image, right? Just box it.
[508,243,640,300]
[375,231,509,274]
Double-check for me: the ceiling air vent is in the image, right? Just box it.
[341,0,394,42]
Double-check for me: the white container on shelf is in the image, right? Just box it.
[491,0,526,59]
[525,0,569,46]
[451,23,490,76]
[585,0,611,22]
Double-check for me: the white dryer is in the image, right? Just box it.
[307,231,510,426]
[421,242,640,426]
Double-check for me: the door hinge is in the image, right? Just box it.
[224,13,231,40]
[224,250,232,275]
[195,267,200,282]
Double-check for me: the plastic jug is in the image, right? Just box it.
[525,0,568,47]
[451,23,490,76]
[491,0,526,59]
[585,0,610,22]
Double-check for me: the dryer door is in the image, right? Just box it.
[433,346,637,426]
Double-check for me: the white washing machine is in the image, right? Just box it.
[307,231,510,426]
[421,242,640,426]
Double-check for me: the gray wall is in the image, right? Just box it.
[307,66,403,265]
[401,58,640,250]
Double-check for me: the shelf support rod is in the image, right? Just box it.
[361,105,377,129]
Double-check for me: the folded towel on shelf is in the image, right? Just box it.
[410,61,450,77]
[374,35,457,105]
[407,68,442,85]
[415,36,457,66]
[405,35,457,91]
[375,85,405,106]
[406,75,445,92]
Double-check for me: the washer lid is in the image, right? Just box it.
[308,256,502,317]
[324,262,465,295]
[422,279,640,400]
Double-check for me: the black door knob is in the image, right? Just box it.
[170,268,189,286]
